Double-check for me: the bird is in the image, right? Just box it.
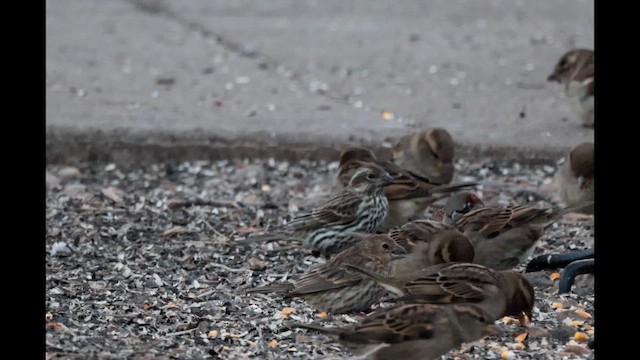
[245,234,406,314]
[440,192,592,270]
[345,262,534,324]
[555,142,594,214]
[242,163,394,256]
[337,146,476,231]
[547,49,594,127]
[387,221,475,276]
[391,127,456,184]
[285,303,501,360]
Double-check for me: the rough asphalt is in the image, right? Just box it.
[46,0,594,165]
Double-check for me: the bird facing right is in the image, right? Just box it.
[345,261,535,324]
[245,234,406,314]
[387,221,475,276]
[555,142,594,214]
[286,303,500,360]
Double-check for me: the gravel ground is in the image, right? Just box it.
[45,156,594,359]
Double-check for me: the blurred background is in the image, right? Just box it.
[46,0,594,165]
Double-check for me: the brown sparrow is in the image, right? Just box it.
[286,303,500,360]
[391,127,456,184]
[346,262,534,324]
[243,164,394,256]
[555,142,594,214]
[245,234,406,314]
[548,49,594,127]
[442,192,592,270]
[338,146,476,231]
[387,221,475,276]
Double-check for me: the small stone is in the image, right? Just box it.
[564,345,591,356]
[62,183,86,197]
[550,325,575,341]
[46,172,61,190]
[527,326,549,339]
[58,167,82,179]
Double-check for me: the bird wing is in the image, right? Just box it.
[286,191,361,230]
[287,263,363,296]
[457,206,538,236]
[402,263,494,302]
[341,304,441,344]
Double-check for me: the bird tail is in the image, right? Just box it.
[234,232,298,245]
[343,264,405,297]
[404,182,478,200]
[243,283,293,294]
[543,201,594,229]
[554,201,595,217]
[283,321,342,336]
[429,181,478,195]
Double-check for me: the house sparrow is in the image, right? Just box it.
[442,192,592,270]
[245,234,406,314]
[555,142,594,214]
[345,262,534,324]
[338,146,476,231]
[387,221,475,276]
[286,303,500,360]
[243,164,394,256]
[548,49,594,127]
[391,127,456,184]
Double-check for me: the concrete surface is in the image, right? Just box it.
[46,0,594,165]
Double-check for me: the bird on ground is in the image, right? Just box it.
[242,163,394,256]
[547,49,594,127]
[441,192,593,270]
[286,303,501,360]
[346,261,534,324]
[337,146,476,231]
[391,127,456,184]
[386,221,475,276]
[245,234,406,314]
[555,142,594,214]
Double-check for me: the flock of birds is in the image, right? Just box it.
[236,49,595,359]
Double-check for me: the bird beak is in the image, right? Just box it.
[517,311,532,327]
[485,324,502,336]
[391,245,407,260]
[547,73,559,82]
[382,173,395,185]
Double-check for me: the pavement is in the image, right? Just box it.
[46,0,594,165]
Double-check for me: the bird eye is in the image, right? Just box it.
[366,173,375,179]
[382,243,389,249]
[558,61,569,72]
[478,316,486,322]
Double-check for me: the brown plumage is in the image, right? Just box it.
[242,164,394,256]
[337,146,476,231]
[387,220,475,275]
[286,303,500,360]
[548,49,594,127]
[555,142,594,213]
[391,127,456,184]
[345,262,534,323]
[245,234,406,314]
[443,192,593,270]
